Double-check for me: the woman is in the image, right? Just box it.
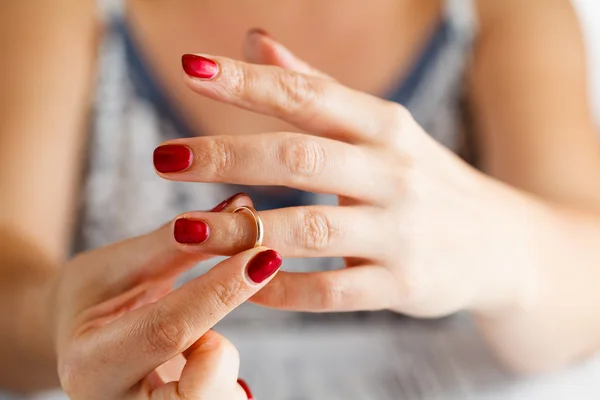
[2,0,600,398]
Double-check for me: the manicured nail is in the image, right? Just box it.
[248,27,269,37]
[153,145,193,173]
[174,219,210,244]
[247,249,282,284]
[182,54,219,79]
[211,192,248,212]
[237,379,254,400]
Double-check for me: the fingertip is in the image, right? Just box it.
[247,27,270,38]
[243,28,283,66]
[182,329,223,359]
[246,248,283,285]
[170,192,253,250]
[181,53,220,80]
[173,217,211,245]
[210,192,252,212]
[237,378,254,399]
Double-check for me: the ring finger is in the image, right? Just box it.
[173,205,385,259]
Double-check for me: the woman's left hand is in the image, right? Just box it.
[154,31,534,318]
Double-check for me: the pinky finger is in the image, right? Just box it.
[249,265,400,312]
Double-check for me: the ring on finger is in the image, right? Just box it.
[232,206,264,248]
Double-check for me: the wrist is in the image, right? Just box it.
[17,273,58,361]
[466,177,547,316]
[0,227,61,390]
[12,271,60,389]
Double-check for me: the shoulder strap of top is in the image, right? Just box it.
[97,0,123,22]
[445,0,479,43]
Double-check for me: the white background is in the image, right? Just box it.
[573,0,600,128]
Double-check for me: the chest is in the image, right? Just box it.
[125,0,442,136]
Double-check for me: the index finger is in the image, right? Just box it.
[91,246,282,393]
[181,53,396,143]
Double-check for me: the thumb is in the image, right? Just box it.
[69,192,252,308]
[91,246,282,394]
[243,28,333,80]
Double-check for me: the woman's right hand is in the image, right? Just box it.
[51,194,277,399]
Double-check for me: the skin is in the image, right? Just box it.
[55,195,267,399]
[1,0,600,395]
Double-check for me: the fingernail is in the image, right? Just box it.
[211,192,248,212]
[174,219,210,244]
[182,54,219,79]
[237,379,254,400]
[247,249,282,284]
[248,27,270,37]
[153,145,193,173]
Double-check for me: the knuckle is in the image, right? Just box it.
[388,104,413,132]
[385,104,421,152]
[227,64,249,98]
[146,307,189,354]
[402,277,427,306]
[396,268,428,305]
[275,71,321,113]
[297,209,335,251]
[208,138,237,176]
[390,163,417,199]
[207,279,245,312]
[281,137,327,179]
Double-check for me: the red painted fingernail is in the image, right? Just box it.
[248,27,270,37]
[174,219,210,244]
[211,192,248,212]
[153,145,193,173]
[237,379,254,400]
[247,249,282,284]
[182,54,219,79]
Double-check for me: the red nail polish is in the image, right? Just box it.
[174,219,210,244]
[211,192,248,212]
[153,145,193,173]
[248,27,269,37]
[237,379,254,400]
[247,250,282,284]
[182,54,219,79]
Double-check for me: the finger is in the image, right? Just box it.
[154,133,392,202]
[154,354,186,385]
[250,266,399,312]
[181,53,398,144]
[244,28,333,80]
[95,246,282,391]
[175,206,383,259]
[72,193,251,307]
[237,379,255,400]
[150,330,243,399]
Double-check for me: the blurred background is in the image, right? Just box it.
[573,0,600,129]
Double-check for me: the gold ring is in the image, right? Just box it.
[232,206,264,248]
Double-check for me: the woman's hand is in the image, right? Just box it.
[52,195,273,399]
[153,31,536,318]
